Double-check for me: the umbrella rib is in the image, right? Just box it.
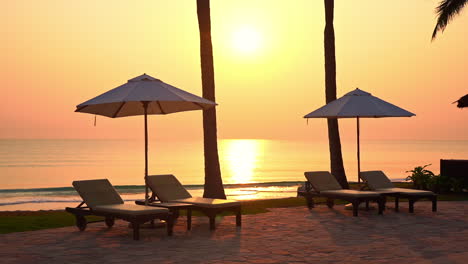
[192,102,206,110]
[166,87,214,107]
[75,105,87,112]
[156,101,167,114]
[112,102,126,118]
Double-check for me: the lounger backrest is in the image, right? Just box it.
[360,171,395,190]
[147,174,192,202]
[72,179,124,208]
[304,171,342,192]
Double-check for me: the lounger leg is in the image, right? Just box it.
[326,198,334,208]
[132,222,140,240]
[166,215,174,236]
[352,202,359,217]
[377,198,384,215]
[395,197,399,212]
[365,201,370,211]
[432,197,437,212]
[105,217,115,228]
[236,209,242,227]
[305,194,315,209]
[173,209,180,219]
[187,208,192,230]
[76,215,87,231]
[209,215,216,230]
[409,199,415,213]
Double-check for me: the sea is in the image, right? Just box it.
[0,138,466,211]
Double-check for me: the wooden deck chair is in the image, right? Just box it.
[302,171,386,216]
[141,174,241,230]
[66,179,173,240]
[360,170,437,213]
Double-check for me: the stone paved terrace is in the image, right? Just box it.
[1,201,467,264]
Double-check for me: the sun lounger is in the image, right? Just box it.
[360,170,437,213]
[302,171,386,216]
[65,179,174,240]
[137,174,241,230]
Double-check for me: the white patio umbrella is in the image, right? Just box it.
[304,88,415,182]
[76,73,217,203]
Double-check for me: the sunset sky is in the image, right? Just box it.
[2,0,467,142]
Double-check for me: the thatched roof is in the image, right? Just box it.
[455,94,468,108]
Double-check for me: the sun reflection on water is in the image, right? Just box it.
[221,139,265,184]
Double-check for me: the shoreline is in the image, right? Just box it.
[0,180,306,192]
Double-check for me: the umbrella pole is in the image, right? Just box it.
[357,117,361,183]
[143,102,149,205]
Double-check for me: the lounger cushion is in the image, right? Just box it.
[94,204,170,216]
[360,171,395,189]
[173,197,240,208]
[304,171,342,192]
[73,179,124,208]
[361,171,435,196]
[321,190,381,198]
[147,175,192,202]
[375,188,435,196]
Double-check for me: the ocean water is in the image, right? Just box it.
[0,138,466,211]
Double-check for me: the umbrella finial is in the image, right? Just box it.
[128,74,160,82]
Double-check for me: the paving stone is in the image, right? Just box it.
[0,201,467,263]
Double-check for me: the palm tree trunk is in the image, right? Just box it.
[324,0,348,188]
[196,0,226,199]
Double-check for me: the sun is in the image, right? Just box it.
[232,26,261,53]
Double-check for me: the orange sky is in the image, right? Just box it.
[1,0,467,142]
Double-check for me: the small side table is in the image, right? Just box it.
[136,201,193,230]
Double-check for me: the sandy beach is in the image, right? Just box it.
[1,201,467,264]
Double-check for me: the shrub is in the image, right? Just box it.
[428,174,451,193]
[406,164,435,190]
[450,178,465,193]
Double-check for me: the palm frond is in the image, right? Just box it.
[453,94,468,108]
[432,0,468,40]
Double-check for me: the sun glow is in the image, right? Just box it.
[222,139,264,183]
[232,26,262,53]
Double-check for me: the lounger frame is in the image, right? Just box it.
[298,181,386,216]
[143,174,241,230]
[66,202,174,240]
[361,189,437,213]
[142,195,241,230]
[360,171,438,213]
[393,193,437,213]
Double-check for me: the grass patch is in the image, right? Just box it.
[0,212,102,234]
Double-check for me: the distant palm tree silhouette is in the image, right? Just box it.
[432,1,468,109]
[432,0,468,40]
[324,0,348,188]
[196,0,226,198]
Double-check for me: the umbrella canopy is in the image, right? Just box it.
[304,88,415,118]
[304,88,415,182]
[76,73,216,203]
[76,74,216,116]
